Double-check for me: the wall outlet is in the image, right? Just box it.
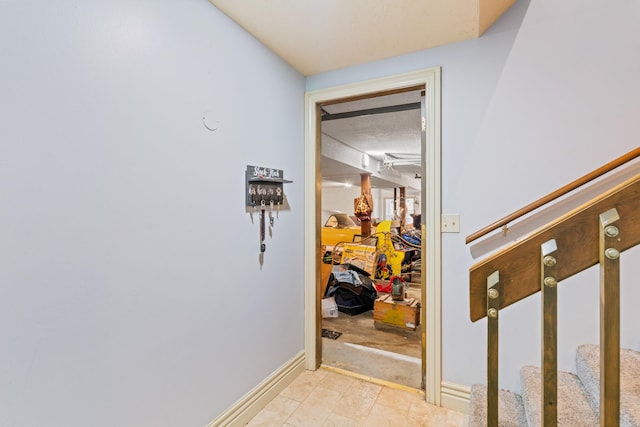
[442,214,460,233]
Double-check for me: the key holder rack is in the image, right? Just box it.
[246,165,292,253]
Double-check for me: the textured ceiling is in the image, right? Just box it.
[209,0,516,75]
[321,90,423,191]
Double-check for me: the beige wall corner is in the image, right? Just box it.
[479,0,517,35]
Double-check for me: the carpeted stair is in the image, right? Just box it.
[468,385,528,427]
[469,345,640,426]
[576,344,640,426]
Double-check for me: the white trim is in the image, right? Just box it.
[303,67,442,404]
[441,381,471,414]
[423,66,443,406]
[207,351,305,427]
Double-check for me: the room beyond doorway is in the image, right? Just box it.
[319,88,424,390]
[303,67,443,405]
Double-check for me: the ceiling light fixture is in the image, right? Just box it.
[362,153,370,168]
[382,153,421,169]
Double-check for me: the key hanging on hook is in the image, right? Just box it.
[249,185,257,211]
[260,200,266,253]
[250,195,257,220]
[266,187,275,228]
[276,187,282,218]
[269,200,275,227]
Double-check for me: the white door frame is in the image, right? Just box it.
[303,67,442,404]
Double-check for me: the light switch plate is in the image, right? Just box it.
[442,214,460,233]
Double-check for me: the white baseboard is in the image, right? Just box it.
[441,381,471,414]
[207,351,305,427]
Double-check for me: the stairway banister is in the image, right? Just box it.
[466,147,640,245]
[469,174,640,322]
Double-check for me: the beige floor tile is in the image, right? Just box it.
[313,367,331,381]
[248,369,469,427]
[406,398,448,426]
[461,413,470,425]
[374,386,418,415]
[285,386,342,427]
[317,370,358,394]
[267,395,300,413]
[363,403,411,427]
[445,409,467,427]
[322,412,360,427]
[279,370,320,402]
[331,379,382,421]
[246,395,300,426]
[246,409,288,426]
[304,383,344,408]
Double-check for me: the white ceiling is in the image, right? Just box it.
[321,90,424,192]
[209,0,516,75]
[208,0,515,192]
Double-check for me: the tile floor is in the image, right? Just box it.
[246,367,469,426]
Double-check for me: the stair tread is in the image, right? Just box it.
[576,344,640,426]
[520,365,598,426]
[471,345,640,426]
[469,384,528,427]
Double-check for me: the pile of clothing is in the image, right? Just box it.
[323,263,377,315]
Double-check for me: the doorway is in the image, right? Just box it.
[304,68,442,404]
[319,89,424,390]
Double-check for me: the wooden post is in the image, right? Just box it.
[599,208,620,427]
[393,188,397,218]
[486,271,501,427]
[541,239,558,427]
[360,173,372,236]
[399,187,406,229]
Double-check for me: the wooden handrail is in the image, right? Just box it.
[469,173,640,321]
[465,147,640,244]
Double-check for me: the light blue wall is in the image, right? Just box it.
[308,0,640,392]
[0,1,305,425]
[4,0,640,420]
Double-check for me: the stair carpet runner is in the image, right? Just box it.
[469,344,640,426]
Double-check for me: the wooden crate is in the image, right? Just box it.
[373,294,421,330]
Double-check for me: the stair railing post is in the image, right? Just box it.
[541,239,558,426]
[487,270,501,427]
[599,208,621,427]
